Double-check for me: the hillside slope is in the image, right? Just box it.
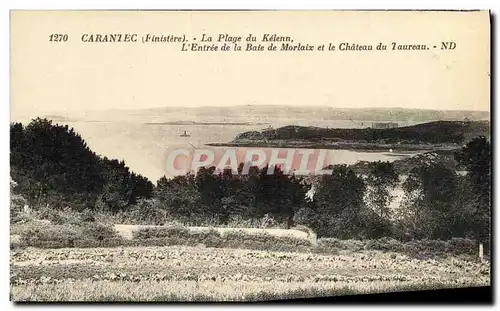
[233,121,490,145]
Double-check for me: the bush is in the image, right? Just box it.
[315,237,474,258]
[405,239,447,257]
[189,229,224,247]
[19,222,81,248]
[292,208,321,233]
[10,193,27,221]
[226,215,264,228]
[133,224,190,240]
[131,226,313,252]
[445,237,476,256]
[131,226,222,248]
[365,237,405,252]
[14,219,122,249]
[358,209,395,239]
[34,206,82,225]
[10,212,37,226]
[81,222,121,242]
[80,209,96,223]
[97,199,169,225]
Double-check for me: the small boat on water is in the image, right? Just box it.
[180,130,191,137]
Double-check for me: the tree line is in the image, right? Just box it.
[10,118,154,211]
[10,118,491,248]
[236,121,490,144]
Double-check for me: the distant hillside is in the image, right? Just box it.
[144,121,268,126]
[137,106,489,122]
[16,106,489,124]
[233,121,490,145]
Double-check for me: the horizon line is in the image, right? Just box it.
[28,105,491,113]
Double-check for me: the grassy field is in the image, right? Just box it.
[10,245,490,302]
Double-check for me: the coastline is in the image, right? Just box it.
[205,140,459,153]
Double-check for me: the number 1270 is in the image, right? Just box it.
[49,34,68,42]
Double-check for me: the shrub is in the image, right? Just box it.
[10,212,36,226]
[405,239,447,257]
[81,222,121,242]
[14,218,122,249]
[315,237,475,258]
[293,208,321,232]
[19,222,81,248]
[131,226,313,252]
[130,226,222,248]
[188,229,223,248]
[34,206,82,226]
[80,209,96,223]
[135,199,169,225]
[358,209,395,239]
[226,215,263,228]
[365,237,404,252]
[10,193,27,221]
[445,237,476,256]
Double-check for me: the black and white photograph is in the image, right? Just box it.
[8,10,492,302]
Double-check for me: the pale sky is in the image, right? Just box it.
[10,10,490,118]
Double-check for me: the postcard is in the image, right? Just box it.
[9,10,491,303]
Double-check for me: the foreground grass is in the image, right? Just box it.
[10,245,490,302]
[11,280,486,302]
[11,218,481,261]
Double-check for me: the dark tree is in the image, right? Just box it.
[365,161,399,219]
[313,164,366,238]
[400,162,464,240]
[155,173,201,217]
[10,118,153,212]
[454,136,491,249]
